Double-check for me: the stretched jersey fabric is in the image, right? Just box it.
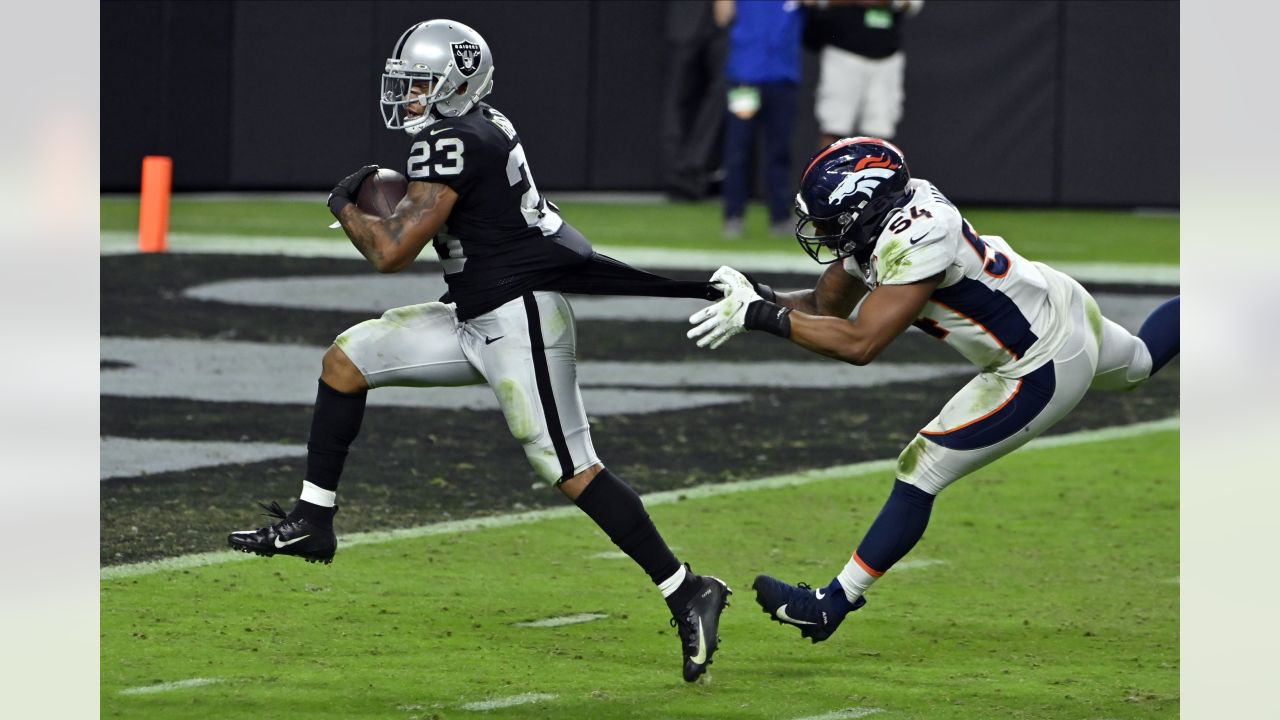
[407,103,715,318]
[406,103,574,319]
[843,178,1074,378]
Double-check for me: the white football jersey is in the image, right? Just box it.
[844,178,1075,377]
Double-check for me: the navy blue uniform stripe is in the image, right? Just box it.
[522,293,575,481]
[922,363,1056,450]
[931,277,1038,359]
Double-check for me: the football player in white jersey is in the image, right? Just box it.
[686,137,1180,643]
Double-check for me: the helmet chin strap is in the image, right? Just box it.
[850,199,901,251]
[403,107,438,136]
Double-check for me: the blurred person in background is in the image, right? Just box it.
[805,0,922,147]
[685,137,1180,645]
[662,1,728,201]
[715,0,805,239]
[227,19,732,683]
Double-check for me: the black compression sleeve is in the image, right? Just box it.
[744,300,792,338]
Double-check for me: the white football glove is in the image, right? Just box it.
[687,266,762,349]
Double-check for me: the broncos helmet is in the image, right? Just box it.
[381,20,495,135]
[794,137,911,264]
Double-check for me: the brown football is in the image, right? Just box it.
[356,168,408,217]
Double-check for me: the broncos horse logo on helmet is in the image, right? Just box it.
[794,137,911,264]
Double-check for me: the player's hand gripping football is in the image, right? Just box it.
[327,164,380,218]
[687,265,762,349]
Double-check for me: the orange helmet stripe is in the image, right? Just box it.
[802,136,902,183]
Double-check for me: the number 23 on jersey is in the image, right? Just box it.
[407,136,465,178]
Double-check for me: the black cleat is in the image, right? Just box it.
[227,501,337,564]
[752,575,866,643]
[670,573,732,682]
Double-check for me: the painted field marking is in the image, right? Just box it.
[894,558,947,571]
[101,336,750,415]
[516,613,608,628]
[589,547,680,560]
[588,550,632,560]
[460,692,557,711]
[100,231,1178,285]
[101,436,305,481]
[791,707,884,720]
[119,677,223,695]
[181,275,1166,333]
[100,417,1178,581]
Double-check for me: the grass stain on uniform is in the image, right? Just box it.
[1085,295,1104,346]
[334,331,354,351]
[897,436,927,476]
[494,378,562,483]
[496,378,536,442]
[971,373,1012,414]
[544,305,569,341]
[876,239,914,283]
[384,302,433,326]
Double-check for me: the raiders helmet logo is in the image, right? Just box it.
[451,41,482,77]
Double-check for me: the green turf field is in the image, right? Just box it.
[101,428,1178,719]
[99,197,1179,266]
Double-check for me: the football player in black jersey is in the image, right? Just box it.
[227,19,731,683]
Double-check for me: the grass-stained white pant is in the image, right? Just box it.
[334,291,599,484]
[899,277,1154,494]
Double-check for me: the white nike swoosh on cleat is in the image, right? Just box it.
[815,588,827,599]
[274,534,311,548]
[690,618,708,664]
[775,604,817,625]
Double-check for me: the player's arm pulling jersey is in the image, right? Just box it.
[406,103,590,320]
[843,178,1076,377]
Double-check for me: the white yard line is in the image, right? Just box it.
[589,548,680,560]
[894,558,947,571]
[119,677,223,695]
[460,692,557,711]
[99,231,1178,285]
[515,613,609,628]
[100,418,1177,581]
[588,550,634,560]
[791,707,885,720]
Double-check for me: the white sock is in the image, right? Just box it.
[837,551,882,603]
[300,481,337,508]
[658,564,688,598]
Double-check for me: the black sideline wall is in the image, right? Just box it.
[101,0,1177,207]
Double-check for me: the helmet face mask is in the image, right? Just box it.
[381,20,495,135]
[795,207,863,264]
[793,137,911,264]
[380,71,455,133]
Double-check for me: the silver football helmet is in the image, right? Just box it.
[381,20,495,135]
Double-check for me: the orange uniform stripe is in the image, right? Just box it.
[852,551,886,578]
[802,137,902,182]
[921,377,1024,437]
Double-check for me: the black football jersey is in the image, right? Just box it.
[405,103,590,320]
